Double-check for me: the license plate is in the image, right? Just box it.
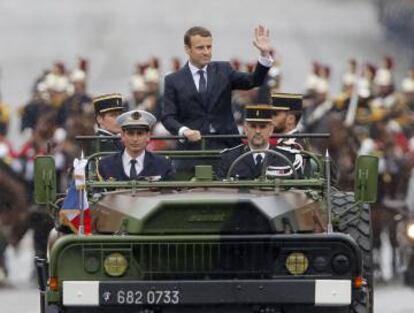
[100,287,180,305]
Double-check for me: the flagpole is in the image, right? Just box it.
[76,150,86,236]
[78,188,85,235]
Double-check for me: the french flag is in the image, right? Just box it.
[60,157,91,234]
[60,181,91,234]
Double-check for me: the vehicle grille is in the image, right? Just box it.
[131,240,278,280]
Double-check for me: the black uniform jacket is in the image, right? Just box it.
[161,61,270,149]
[97,149,174,181]
[216,144,304,179]
[94,129,124,152]
[276,128,308,151]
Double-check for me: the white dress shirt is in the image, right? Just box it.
[188,62,208,91]
[122,150,145,177]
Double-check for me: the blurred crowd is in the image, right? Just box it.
[0,54,414,282]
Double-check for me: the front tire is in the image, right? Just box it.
[331,191,373,313]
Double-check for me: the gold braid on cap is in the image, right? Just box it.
[271,92,302,99]
[92,93,122,104]
[92,93,122,112]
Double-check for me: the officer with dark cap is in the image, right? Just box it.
[93,93,126,152]
[271,92,307,149]
[216,105,303,179]
[97,109,174,181]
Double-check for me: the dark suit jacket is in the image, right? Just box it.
[98,150,174,181]
[162,61,270,149]
[216,144,304,179]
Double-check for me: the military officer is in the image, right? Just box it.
[216,105,303,179]
[98,109,174,181]
[271,93,307,149]
[93,93,125,152]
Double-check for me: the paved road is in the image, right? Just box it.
[0,0,412,146]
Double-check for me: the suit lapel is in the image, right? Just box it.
[206,63,226,112]
[116,152,129,180]
[138,151,154,177]
[206,64,216,109]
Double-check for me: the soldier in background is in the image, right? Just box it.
[271,93,306,149]
[20,80,51,132]
[126,74,148,110]
[333,59,358,118]
[302,64,333,134]
[369,57,396,121]
[57,58,93,127]
[92,93,126,152]
[142,67,162,120]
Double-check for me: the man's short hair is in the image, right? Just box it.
[184,26,212,47]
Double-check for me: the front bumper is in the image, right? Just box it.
[62,279,351,307]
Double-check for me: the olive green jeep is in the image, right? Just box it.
[33,136,378,313]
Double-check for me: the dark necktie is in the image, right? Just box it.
[198,70,207,104]
[255,154,263,175]
[130,159,138,179]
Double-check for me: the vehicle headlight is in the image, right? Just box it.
[104,252,128,277]
[84,255,100,274]
[285,252,309,275]
[407,223,414,240]
[332,254,350,274]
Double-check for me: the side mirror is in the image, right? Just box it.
[354,155,378,203]
[34,156,57,205]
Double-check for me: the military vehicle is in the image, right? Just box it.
[33,135,378,313]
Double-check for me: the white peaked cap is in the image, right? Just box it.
[117,109,156,129]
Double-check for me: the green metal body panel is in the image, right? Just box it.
[94,189,326,235]
[34,156,57,205]
[354,155,379,203]
[34,148,378,311]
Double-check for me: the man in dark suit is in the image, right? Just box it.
[216,105,304,179]
[271,93,308,150]
[98,109,173,181]
[162,25,274,150]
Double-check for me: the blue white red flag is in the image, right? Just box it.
[60,180,91,234]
